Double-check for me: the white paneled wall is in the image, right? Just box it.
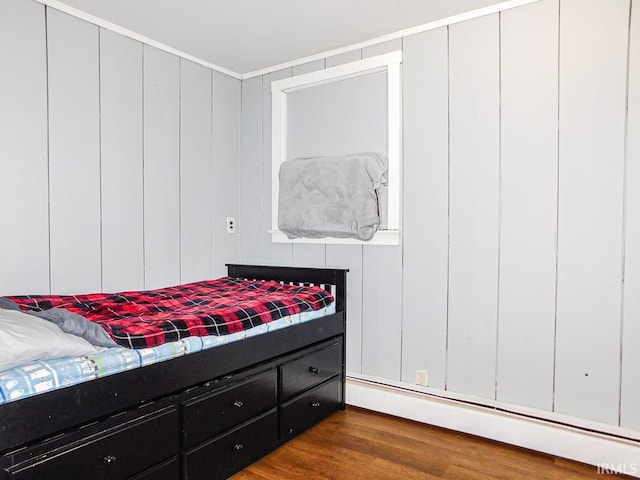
[240,0,640,430]
[47,9,102,294]
[238,76,264,265]
[0,1,240,296]
[143,46,181,289]
[212,71,241,279]
[180,60,213,284]
[361,245,403,380]
[0,0,49,295]
[100,29,144,292]
[554,0,629,425]
[497,0,558,411]
[621,1,640,431]
[447,13,501,398]
[401,27,449,389]
[326,245,363,373]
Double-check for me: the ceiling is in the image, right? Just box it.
[52,0,508,76]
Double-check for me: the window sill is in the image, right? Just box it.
[269,230,400,246]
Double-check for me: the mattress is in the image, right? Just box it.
[0,302,335,405]
[9,277,335,348]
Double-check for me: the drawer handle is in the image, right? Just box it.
[233,400,244,408]
[311,401,321,408]
[309,366,319,374]
[103,455,117,465]
[233,444,244,451]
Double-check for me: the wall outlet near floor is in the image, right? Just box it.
[415,369,428,387]
[226,217,236,234]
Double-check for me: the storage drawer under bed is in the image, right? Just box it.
[279,341,341,401]
[183,409,278,480]
[279,375,342,442]
[128,457,179,480]
[5,405,179,480]
[182,368,277,449]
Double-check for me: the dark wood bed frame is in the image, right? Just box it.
[0,264,348,480]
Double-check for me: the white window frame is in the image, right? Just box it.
[270,51,402,246]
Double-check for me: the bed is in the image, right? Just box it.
[0,264,347,480]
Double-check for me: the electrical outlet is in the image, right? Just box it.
[226,217,236,234]
[415,369,428,387]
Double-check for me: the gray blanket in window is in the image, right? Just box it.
[278,152,387,241]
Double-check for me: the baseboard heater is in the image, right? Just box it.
[346,374,640,477]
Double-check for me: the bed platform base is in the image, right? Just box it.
[0,264,348,480]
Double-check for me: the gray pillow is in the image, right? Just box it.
[0,297,21,311]
[26,308,118,348]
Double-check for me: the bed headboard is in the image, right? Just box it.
[226,264,348,315]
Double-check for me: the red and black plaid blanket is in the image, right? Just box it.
[9,277,334,349]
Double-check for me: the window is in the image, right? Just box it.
[270,51,402,245]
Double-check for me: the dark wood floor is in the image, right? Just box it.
[232,406,627,479]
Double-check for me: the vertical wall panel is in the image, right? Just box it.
[47,9,101,294]
[362,246,403,380]
[554,0,628,424]
[262,69,293,266]
[401,28,449,388]
[0,0,49,295]
[180,60,213,283]
[327,245,363,373]
[291,245,325,268]
[621,0,640,430]
[100,29,144,292]
[497,0,559,410]
[143,46,181,289]
[212,72,241,278]
[239,76,263,264]
[447,14,500,398]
